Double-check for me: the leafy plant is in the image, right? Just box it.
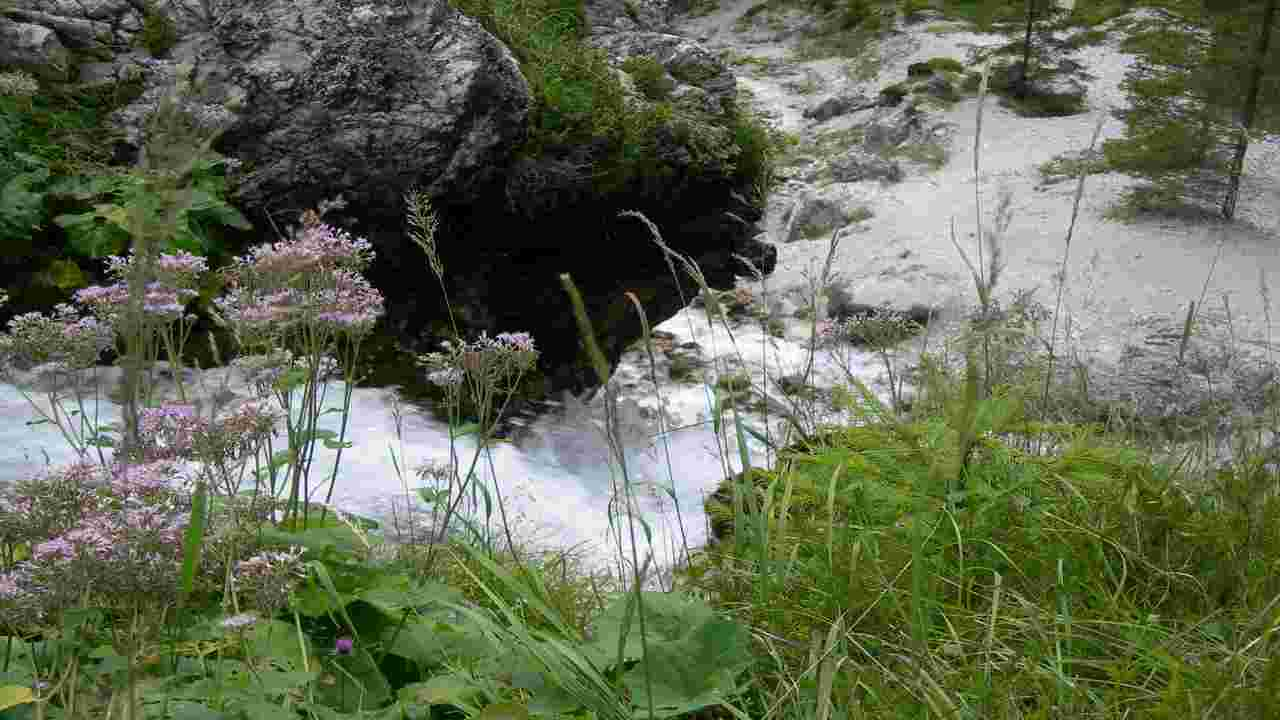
[48,158,251,259]
[135,0,180,58]
[622,56,677,101]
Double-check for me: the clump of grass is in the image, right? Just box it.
[135,0,179,58]
[669,352,704,382]
[883,138,949,169]
[1061,0,1135,28]
[678,57,1280,720]
[925,56,965,74]
[1061,27,1110,49]
[621,55,676,101]
[716,370,753,395]
[1039,149,1110,183]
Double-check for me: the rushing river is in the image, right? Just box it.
[0,307,883,587]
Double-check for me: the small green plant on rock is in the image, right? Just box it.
[669,352,703,382]
[135,1,179,58]
[621,55,675,101]
[926,56,965,74]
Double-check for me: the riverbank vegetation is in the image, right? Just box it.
[1,5,1279,720]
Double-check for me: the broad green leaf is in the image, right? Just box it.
[478,702,530,720]
[180,481,209,598]
[0,685,33,710]
[252,670,318,696]
[358,575,462,614]
[168,701,227,720]
[248,620,310,670]
[316,647,392,712]
[399,674,483,706]
[232,702,297,720]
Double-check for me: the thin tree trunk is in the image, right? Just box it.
[1020,0,1037,97]
[1222,0,1277,219]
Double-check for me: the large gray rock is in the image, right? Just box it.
[803,92,877,123]
[0,18,73,81]
[827,148,903,184]
[187,0,529,208]
[862,99,926,151]
[5,0,776,397]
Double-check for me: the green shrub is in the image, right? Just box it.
[669,353,703,382]
[716,370,752,394]
[880,81,911,103]
[727,105,779,199]
[1065,0,1134,27]
[1062,28,1109,49]
[900,0,932,21]
[925,56,964,74]
[135,1,179,58]
[839,0,876,29]
[621,55,675,101]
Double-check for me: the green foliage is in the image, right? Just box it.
[448,0,612,154]
[837,0,879,30]
[48,158,251,259]
[1063,0,1136,27]
[715,370,752,394]
[450,0,775,209]
[936,0,1023,29]
[621,55,676,101]
[0,59,241,289]
[925,56,965,73]
[726,105,780,198]
[880,81,911,103]
[1061,27,1110,49]
[900,0,932,21]
[1101,4,1279,216]
[669,352,703,382]
[135,0,180,58]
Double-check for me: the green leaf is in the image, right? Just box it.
[478,702,530,720]
[168,701,228,720]
[316,648,392,712]
[232,702,298,720]
[248,620,310,670]
[358,575,463,615]
[450,422,481,438]
[252,670,318,696]
[0,167,50,241]
[180,481,209,599]
[398,675,483,707]
[0,685,34,711]
[39,259,85,291]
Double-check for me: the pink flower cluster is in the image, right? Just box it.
[0,304,115,372]
[232,546,307,616]
[32,502,187,564]
[232,546,306,587]
[421,330,540,389]
[110,460,181,498]
[310,270,385,336]
[135,402,279,464]
[75,282,199,323]
[225,223,374,281]
[29,461,187,567]
[74,251,208,324]
[217,222,384,340]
